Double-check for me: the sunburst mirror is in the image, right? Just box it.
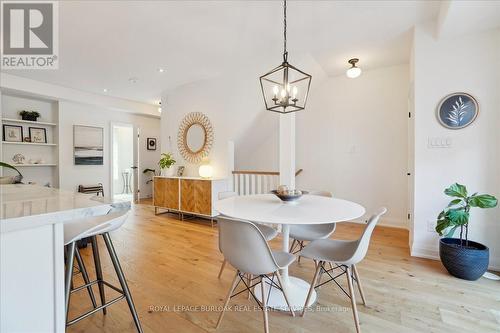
[177,112,214,163]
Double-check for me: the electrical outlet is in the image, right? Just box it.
[427,220,436,232]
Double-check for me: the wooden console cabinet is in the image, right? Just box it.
[153,176,227,219]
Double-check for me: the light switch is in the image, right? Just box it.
[428,137,452,148]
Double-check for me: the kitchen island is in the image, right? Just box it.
[0,184,125,332]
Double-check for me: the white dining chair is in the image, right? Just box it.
[216,216,295,333]
[289,190,336,262]
[217,191,278,278]
[300,208,387,333]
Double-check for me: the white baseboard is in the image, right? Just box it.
[349,218,408,230]
[411,243,500,271]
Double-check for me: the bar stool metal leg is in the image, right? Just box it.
[91,236,107,315]
[65,242,77,321]
[102,232,143,333]
[75,248,97,309]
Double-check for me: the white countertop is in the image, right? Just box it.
[0,184,123,233]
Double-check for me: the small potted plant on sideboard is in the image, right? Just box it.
[19,110,40,121]
[436,183,497,280]
[158,153,176,177]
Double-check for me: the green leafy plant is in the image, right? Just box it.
[19,110,40,117]
[158,153,176,170]
[0,161,23,183]
[436,183,497,246]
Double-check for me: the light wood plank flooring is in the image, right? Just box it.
[67,201,500,333]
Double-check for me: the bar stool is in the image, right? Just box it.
[64,210,143,332]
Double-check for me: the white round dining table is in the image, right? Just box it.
[215,193,365,311]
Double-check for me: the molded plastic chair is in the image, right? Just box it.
[300,208,387,333]
[64,210,143,332]
[216,217,295,333]
[217,191,278,278]
[289,190,336,261]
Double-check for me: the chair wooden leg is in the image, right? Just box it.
[247,274,253,300]
[217,260,227,279]
[216,271,240,329]
[289,239,296,253]
[352,265,367,306]
[346,266,361,333]
[260,276,269,333]
[275,271,294,317]
[301,260,323,317]
[298,241,304,263]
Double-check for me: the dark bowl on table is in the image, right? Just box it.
[271,190,308,202]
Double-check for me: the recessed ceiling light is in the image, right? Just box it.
[128,77,138,84]
[103,88,108,93]
[158,68,165,73]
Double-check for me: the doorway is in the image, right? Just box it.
[111,123,139,202]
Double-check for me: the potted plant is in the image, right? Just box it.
[0,162,23,184]
[158,153,176,176]
[19,110,41,121]
[436,183,497,280]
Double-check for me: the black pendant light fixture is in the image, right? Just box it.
[259,0,312,114]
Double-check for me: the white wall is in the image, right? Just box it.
[294,64,410,228]
[412,24,500,269]
[58,101,160,198]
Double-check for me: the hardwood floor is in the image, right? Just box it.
[67,201,500,333]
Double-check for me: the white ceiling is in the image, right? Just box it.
[2,1,444,104]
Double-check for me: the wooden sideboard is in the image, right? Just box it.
[153,176,227,221]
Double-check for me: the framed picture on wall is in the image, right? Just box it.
[2,125,23,142]
[437,92,479,129]
[73,125,104,165]
[147,137,157,150]
[29,127,47,143]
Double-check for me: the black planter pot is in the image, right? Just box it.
[21,114,38,121]
[439,238,489,281]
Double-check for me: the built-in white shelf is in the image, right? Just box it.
[2,141,57,146]
[1,118,57,126]
[13,164,57,167]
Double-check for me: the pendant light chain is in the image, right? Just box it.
[283,0,287,62]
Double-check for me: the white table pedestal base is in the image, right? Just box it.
[254,276,317,311]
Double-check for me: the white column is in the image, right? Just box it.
[279,114,296,188]
[278,113,295,287]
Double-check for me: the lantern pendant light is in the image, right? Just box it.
[259,0,312,114]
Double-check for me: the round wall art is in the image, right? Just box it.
[437,93,479,129]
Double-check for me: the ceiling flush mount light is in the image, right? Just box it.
[128,77,138,84]
[346,58,362,78]
[259,0,312,114]
[158,68,165,73]
[103,88,108,93]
